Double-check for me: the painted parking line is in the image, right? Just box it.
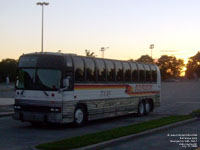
[176,102,200,104]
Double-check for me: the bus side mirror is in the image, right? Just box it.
[16,80,19,87]
[16,76,19,87]
[59,78,70,92]
[63,78,69,88]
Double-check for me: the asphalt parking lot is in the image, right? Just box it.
[0,80,200,150]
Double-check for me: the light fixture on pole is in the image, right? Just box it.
[100,47,109,58]
[36,2,49,53]
[149,44,154,58]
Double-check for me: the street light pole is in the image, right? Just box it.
[149,44,154,58]
[100,47,109,58]
[37,2,49,53]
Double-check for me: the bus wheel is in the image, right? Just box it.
[74,106,87,127]
[137,101,145,116]
[144,100,151,115]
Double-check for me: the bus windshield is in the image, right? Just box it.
[17,68,61,90]
[19,55,64,68]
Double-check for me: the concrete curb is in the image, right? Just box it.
[0,89,14,92]
[0,104,14,117]
[73,117,198,150]
[0,112,14,117]
[30,146,39,150]
[30,117,198,150]
[0,104,13,108]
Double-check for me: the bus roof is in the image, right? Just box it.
[20,52,157,67]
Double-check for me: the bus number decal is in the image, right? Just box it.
[100,91,111,97]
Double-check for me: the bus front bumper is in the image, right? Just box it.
[13,111,63,124]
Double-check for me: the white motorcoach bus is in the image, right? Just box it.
[13,52,161,126]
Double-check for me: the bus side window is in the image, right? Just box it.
[96,59,106,82]
[114,61,123,82]
[145,64,151,82]
[130,62,138,82]
[73,56,85,82]
[138,64,145,82]
[151,65,157,83]
[123,62,131,82]
[105,60,115,82]
[84,57,96,82]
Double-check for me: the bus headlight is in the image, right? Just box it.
[50,107,61,113]
[50,108,55,112]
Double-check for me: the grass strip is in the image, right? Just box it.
[191,109,200,117]
[36,115,193,150]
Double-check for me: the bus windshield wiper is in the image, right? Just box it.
[21,90,24,95]
[43,90,49,96]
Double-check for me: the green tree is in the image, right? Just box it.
[128,59,135,62]
[136,55,154,64]
[156,55,184,80]
[0,59,18,82]
[85,49,96,57]
[186,52,200,79]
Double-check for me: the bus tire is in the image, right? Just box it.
[74,106,87,127]
[144,100,151,115]
[137,101,145,116]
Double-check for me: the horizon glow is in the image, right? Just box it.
[1,0,200,63]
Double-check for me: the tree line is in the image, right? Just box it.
[0,51,199,82]
[0,59,18,82]
[135,54,185,80]
[85,50,200,80]
[135,52,200,80]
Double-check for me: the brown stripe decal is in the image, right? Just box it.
[74,85,126,90]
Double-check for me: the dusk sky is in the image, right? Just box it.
[1,0,200,62]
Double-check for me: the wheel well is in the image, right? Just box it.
[75,103,88,115]
[139,99,145,104]
[139,98,154,111]
[145,98,154,111]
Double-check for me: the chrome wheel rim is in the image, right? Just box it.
[139,103,144,114]
[75,109,84,124]
[145,102,150,113]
